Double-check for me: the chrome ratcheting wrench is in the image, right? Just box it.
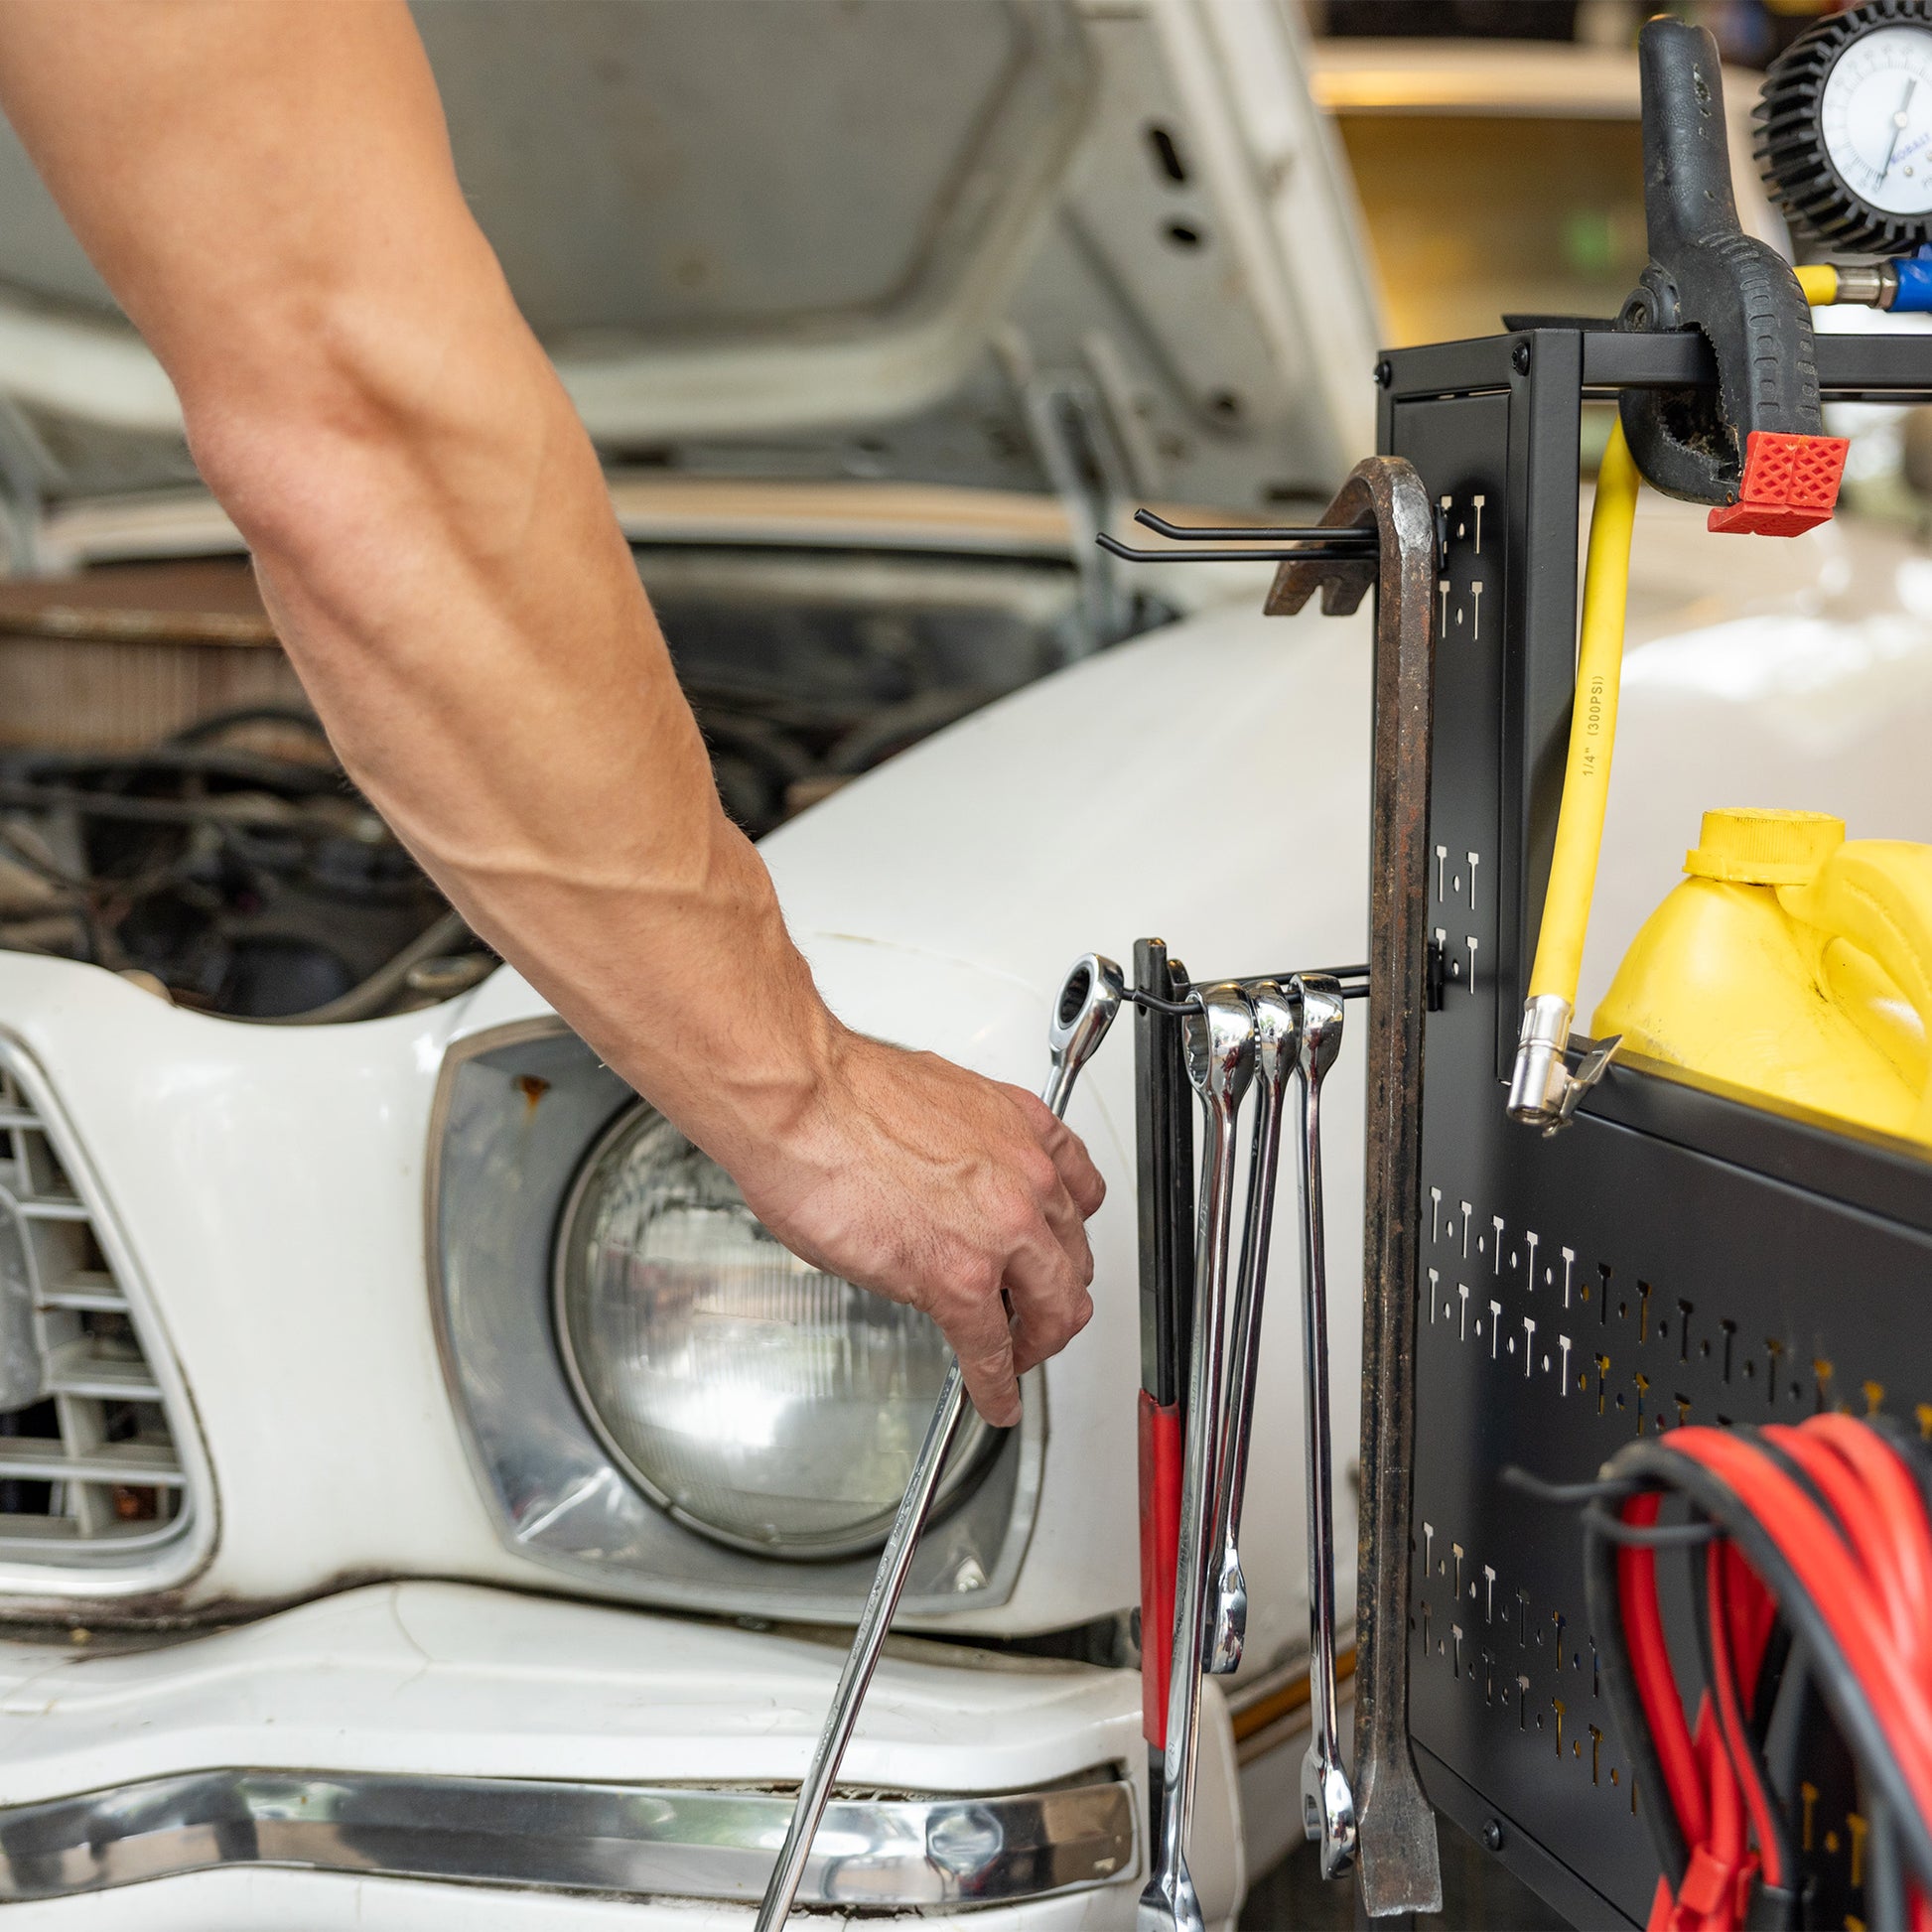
[1205,980,1298,1676]
[1139,983,1255,1932]
[755,952,1124,1931]
[1293,974,1357,1879]
[1042,952,1129,1118]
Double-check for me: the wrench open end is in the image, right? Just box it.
[1204,1548,1247,1683]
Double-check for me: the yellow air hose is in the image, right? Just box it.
[1505,255,1842,1124]
[1506,418,1640,1125]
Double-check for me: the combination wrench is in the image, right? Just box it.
[1139,983,1255,1932]
[755,952,1124,1931]
[1293,973,1357,1878]
[1205,980,1298,1677]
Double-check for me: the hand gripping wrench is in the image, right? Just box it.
[1205,981,1298,1676]
[1139,983,1255,1932]
[755,952,1124,1931]
[1292,974,1356,1878]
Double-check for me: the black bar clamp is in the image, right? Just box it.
[1616,18,1827,515]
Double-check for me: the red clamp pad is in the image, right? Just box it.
[1706,430,1849,536]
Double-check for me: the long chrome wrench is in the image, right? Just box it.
[1139,983,1255,1932]
[755,952,1125,1931]
[1293,974,1356,1878]
[1206,981,1298,1676]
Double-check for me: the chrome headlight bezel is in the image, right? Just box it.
[551,1099,1002,1562]
[427,1019,1043,1620]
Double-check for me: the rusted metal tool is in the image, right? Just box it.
[1272,456,1443,1917]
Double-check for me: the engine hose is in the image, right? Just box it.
[240,908,471,1027]
[1508,418,1640,1123]
[166,703,331,749]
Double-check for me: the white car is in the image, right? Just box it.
[0,11,1927,1932]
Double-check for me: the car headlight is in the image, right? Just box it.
[555,1105,997,1559]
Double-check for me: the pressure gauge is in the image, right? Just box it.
[1758,0,1932,253]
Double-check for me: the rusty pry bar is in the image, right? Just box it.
[1270,457,1444,1917]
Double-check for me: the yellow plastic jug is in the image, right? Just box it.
[1592,809,1932,1148]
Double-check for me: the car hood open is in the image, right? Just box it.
[0,0,1378,516]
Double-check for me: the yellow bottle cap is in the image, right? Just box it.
[1683,808,1845,886]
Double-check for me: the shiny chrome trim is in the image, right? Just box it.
[424,1015,1047,1621]
[0,1766,1137,1909]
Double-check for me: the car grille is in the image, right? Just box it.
[0,1049,190,1556]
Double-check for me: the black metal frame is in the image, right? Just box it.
[1382,327,1932,1926]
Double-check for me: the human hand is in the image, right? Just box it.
[734,1029,1106,1427]
[0,0,1102,1436]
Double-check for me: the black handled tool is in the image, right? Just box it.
[1617,17,1824,510]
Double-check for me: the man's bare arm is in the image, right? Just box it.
[0,0,1101,1425]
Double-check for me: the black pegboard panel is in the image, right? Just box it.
[1377,330,1932,1928]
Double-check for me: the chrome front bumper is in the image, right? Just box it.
[0,1581,1202,1922]
[0,1766,1135,1910]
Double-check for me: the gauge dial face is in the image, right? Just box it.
[1821,23,1932,217]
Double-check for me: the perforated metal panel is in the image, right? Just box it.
[1380,330,1932,1928]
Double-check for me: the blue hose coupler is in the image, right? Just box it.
[1889,254,1932,313]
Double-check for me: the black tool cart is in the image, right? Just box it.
[1125,8,1932,1928]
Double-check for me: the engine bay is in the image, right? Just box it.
[0,541,1148,1020]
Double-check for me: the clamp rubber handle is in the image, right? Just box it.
[1618,17,1826,508]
